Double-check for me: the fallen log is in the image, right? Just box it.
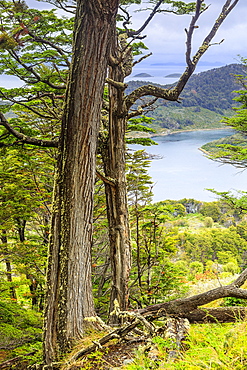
[180,307,247,323]
[136,268,247,319]
[165,318,190,360]
[63,270,247,368]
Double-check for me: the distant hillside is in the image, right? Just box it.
[126,64,245,131]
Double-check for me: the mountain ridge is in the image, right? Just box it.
[126,64,245,131]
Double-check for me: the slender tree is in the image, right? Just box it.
[98,0,240,319]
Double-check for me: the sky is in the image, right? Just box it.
[126,1,247,68]
[1,0,247,87]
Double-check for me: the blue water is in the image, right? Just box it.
[130,129,247,202]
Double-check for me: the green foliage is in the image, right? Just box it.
[0,144,54,308]
[179,228,247,265]
[120,0,141,4]
[223,296,247,307]
[0,300,42,363]
[0,0,72,138]
[157,200,187,217]
[145,0,198,15]
[203,216,213,228]
[126,116,157,146]
[199,202,221,222]
[0,31,18,50]
[148,105,227,130]
[206,190,247,217]
[223,261,240,275]
[202,132,247,168]
[127,149,153,205]
[145,259,189,304]
[122,322,247,369]
[201,60,247,168]
[189,261,203,277]
[131,41,148,56]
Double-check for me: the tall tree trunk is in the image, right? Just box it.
[43,0,119,364]
[15,218,39,308]
[100,33,132,322]
[16,218,26,243]
[1,230,17,301]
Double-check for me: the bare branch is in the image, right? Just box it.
[184,0,203,69]
[132,52,152,67]
[106,78,127,90]
[176,0,240,92]
[126,84,179,110]
[126,0,240,108]
[96,170,116,187]
[127,0,163,38]
[128,97,158,119]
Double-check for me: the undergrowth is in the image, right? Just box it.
[0,300,43,365]
[122,321,247,370]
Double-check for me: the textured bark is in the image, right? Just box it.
[100,33,132,322]
[180,307,247,323]
[43,0,119,364]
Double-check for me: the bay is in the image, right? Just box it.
[130,129,247,202]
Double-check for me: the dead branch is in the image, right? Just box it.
[96,170,116,186]
[165,318,190,360]
[68,320,139,363]
[64,268,247,365]
[106,78,127,90]
[127,0,164,38]
[125,0,240,109]
[128,97,158,119]
[132,52,152,67]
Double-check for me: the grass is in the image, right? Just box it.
[122,321,247,370]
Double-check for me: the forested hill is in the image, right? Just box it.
[126,64,244,131]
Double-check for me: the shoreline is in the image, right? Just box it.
[128,126,232,140]
[152,126,229,138]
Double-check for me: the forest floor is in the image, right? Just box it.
[81,341,140,369]
[66,340,143,370]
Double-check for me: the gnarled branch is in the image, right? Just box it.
[126,0,240,109]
